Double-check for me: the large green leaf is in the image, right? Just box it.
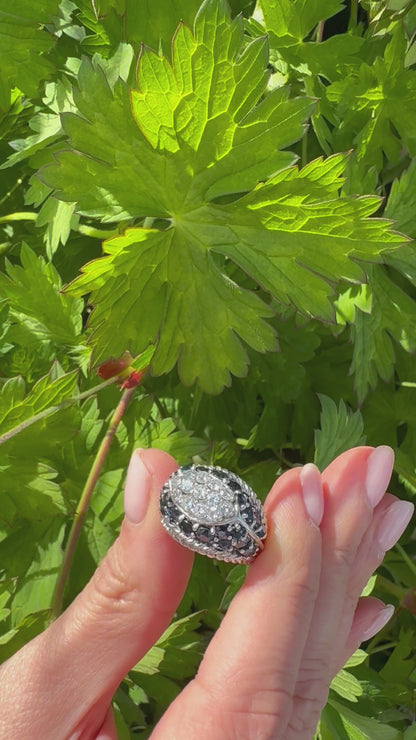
[39,0,404,392]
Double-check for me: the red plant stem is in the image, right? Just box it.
[50,385,137,621]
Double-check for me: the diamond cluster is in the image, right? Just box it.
[159,465,267,564]
[172,468,235,523]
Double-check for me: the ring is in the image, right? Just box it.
[159,465,267,564]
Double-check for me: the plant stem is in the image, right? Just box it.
[50,385,137,621]
[0,211,118,240]
[395,543,416,577]
[301,133,308,167]
[316,20,324,43]
[0,212,37,223]
[0,177,25,208]
[349,0,358,29]
[375,574,405,600]
[0,377,116,447]
[76,224,119,240]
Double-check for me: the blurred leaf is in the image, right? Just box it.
[0,0,60,99]
[0,366,78,440]
[330,668,363,702]
[314,395,366,470]
[328,698,402,739]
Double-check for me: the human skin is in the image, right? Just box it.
[0,445,413,740]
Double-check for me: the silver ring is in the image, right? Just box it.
[159,465,267,564]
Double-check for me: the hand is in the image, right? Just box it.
[0,446,413,739]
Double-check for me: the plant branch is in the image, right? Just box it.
[0,211,118,240]
[50,385,137,621]
[348,0,358,29]
[375,574,405,600]
[315,20,324,43]
[0,211,37,223]
[0,377,117,447]
[0,178,25,208]
[395,543,416,577]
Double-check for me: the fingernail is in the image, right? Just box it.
[360,604,395,641]
[377,500,414,552]
[300,463,324,527]
[124,449,152,524]
[365,446,395,507]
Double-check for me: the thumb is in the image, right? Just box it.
[0,449,194,739]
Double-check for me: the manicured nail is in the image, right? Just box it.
[300,463,324,527]
[377,500,414,552]
[365,446,395,507]
[124,449,152,524]
[360,604,395,642]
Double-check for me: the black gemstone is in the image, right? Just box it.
[160,489,172,506]
[195,525,212,544]
[163,502,181,523]
[179,518,193,535]
[237,492,249,509]
[213,539,232,552]
[227,523,249,548]
[180,464,192,471]
[195,465,210,472]
[212,469,229,480]
[227,480,242,492]
[237,540,257,556]
[242,507,254,525]
[213,525,233,551]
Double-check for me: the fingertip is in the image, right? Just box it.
[251,466,320,581]
[300,463,323,527]
[134,446,179,480]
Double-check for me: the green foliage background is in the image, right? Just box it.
[0,0,415,737]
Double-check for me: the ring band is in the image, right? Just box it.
[160,465,267,564]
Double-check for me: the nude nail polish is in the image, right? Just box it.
[377,500,414,552]
[124,449,152,524]
[365,446,395,507]
[300,463,324,527]
[361,604,395,642]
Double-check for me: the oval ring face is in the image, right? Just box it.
[160,465,267,564]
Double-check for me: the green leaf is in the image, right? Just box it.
[0,460,66,526]
[0,610,50,664]
[330,668,363,702]
[40,1,403,391]
[380,629,415,683]
[8,520,66,626]
[385,158,416,240]
[0,518,65,627]
[66,227,277,392]
[0,0,60,99]
[134,414,209,462]
[134,611,204,679]
[350,267,416,402]
[259,0,344,46]
[0,244,83,347]
[314,395,366,470]
[0,366,78,440]
[325,28,416,176]
[328,698,402,740]
[344,649,368,669]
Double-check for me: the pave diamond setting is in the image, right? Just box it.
[160,465,267,564]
